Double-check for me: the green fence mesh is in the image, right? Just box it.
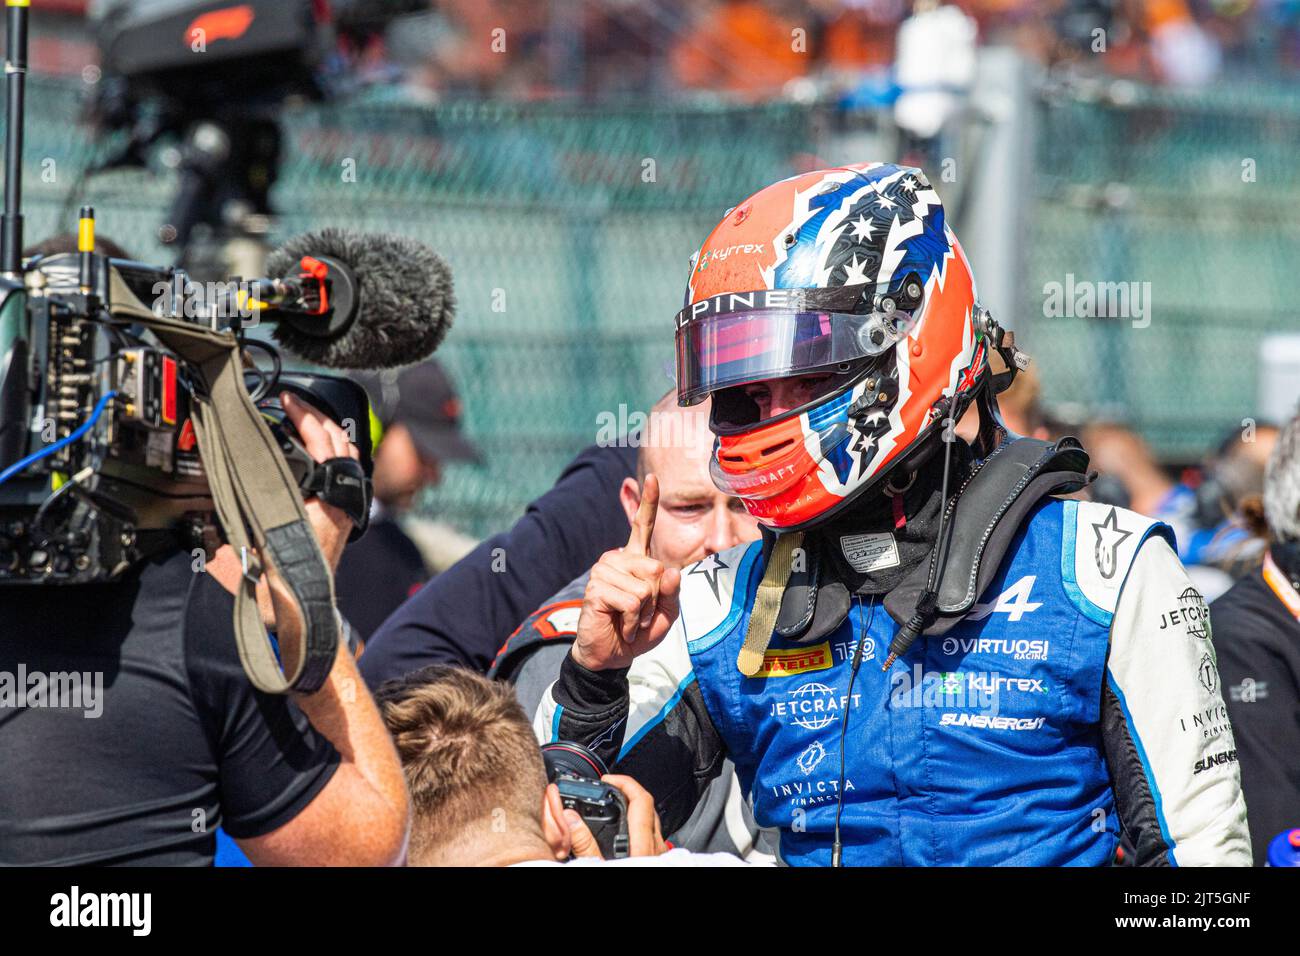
[1023,82,1300,461]
[8,77,1299,537]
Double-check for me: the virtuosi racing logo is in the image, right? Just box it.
[939,636,1050,661]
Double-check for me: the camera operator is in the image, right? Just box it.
[376,665,747,867]
[0,392,410,866]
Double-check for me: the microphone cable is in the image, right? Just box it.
[831,592,877,867]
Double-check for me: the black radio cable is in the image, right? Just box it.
[831,593,877,867]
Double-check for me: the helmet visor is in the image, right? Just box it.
[676,307,916,407]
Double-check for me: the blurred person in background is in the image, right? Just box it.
[893,0,978,164]
[1184,422,1279,579]
[490,394,771,862]
[818,0,904,79]
[1212,410,1300,865]
[338,360,481,643]
[1144,0,1223,87]
[413,0,551,98]
[955,362,1050,443]
[377,665,748,866]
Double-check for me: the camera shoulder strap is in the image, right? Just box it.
[106,269,338,694]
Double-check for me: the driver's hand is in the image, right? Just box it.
[570,474,682,672]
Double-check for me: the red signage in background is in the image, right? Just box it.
[186,4,256,46]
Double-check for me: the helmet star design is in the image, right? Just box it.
[676,162,990,531]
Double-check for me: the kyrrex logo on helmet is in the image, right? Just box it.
[675,162,990,532]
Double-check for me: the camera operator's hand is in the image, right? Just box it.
[571,474,682,672]
[205,393,359,623]
[280,392,358,572]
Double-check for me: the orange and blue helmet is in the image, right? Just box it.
[675,162,992,532]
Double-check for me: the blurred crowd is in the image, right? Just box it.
[395,0,1300,101]
[976,368,1281,603]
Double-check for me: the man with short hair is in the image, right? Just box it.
[491,394,769,861]
[376,665,746,866]
[491,393,757,710]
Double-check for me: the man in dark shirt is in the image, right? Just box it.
[0,549,339,864]
[359,440,637,686]
[0,394,409,865]
[1212,413,1300,864]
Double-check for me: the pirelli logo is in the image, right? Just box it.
[755,642,832,679]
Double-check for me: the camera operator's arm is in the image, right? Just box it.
[209,394,410,866]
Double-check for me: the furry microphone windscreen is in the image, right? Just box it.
[264,228,455,370]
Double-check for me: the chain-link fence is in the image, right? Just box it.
[1022,80,1300,461]
[9,75,1299,536]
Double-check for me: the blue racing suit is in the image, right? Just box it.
[537,498,1252,866]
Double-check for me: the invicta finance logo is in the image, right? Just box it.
[755,643,832,679]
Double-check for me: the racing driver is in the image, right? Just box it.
[536,163,1251,866]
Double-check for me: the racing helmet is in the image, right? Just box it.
[675,162,995,532]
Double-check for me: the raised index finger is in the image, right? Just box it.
[625,473,660,557]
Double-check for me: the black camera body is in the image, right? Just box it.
[541,742,631,860]
[0,246,372,584]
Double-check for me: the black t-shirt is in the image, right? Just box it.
[334,517,430,642]
[1210,569,1300,865]
[0,548,340,865]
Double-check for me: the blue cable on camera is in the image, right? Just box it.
[0,390,117,487]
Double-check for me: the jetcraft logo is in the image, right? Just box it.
[1158,586,1210,640]
[769,681,861,730]
[939,636,1050,661]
